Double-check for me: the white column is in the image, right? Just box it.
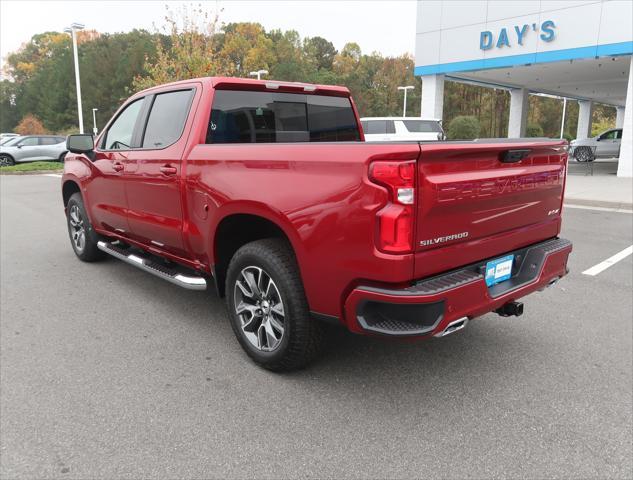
[576,100,593,140]
[616,106,625,129]
[420,74,444,120]
[617,57,632,178]
[508,88,528,138]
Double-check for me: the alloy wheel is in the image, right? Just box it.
[233,266,285,352]
[0,155,13,167]
[68,204,86,253]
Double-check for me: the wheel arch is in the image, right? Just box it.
[62,179,81,207]
[212,211,302,298]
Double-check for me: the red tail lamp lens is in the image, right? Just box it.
[369,160,416,253]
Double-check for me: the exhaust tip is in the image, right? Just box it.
[434,317,468,338]
[496,301,524,317]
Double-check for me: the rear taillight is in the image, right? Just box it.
[369,160,416,254]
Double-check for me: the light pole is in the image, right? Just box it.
[249,69,268,80]
[397,85,415,117]
[92,108,98,135]
[64,22,85,134]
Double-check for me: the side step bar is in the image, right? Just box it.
[97,241,207,290]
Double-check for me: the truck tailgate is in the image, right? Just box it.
[414,140,568,278]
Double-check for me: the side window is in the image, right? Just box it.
[40,137,57,145]
[615,129,623,139]
[365,121,387,135]
[600,130,616,140]
[142,89,194,149]
[19,137,38,146]
[102,98,144,150]
[385,120,396,134]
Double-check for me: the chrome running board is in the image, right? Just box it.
[97,241,207,290]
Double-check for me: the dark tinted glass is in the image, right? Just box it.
[143,89,194,148]
[207,90,360,143]
[40,137,60,145]
[403,120,441,133]
[364,120,395,135]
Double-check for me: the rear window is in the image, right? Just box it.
[402,120,441,133]
[363,120,395,135]
[206,90,360,143]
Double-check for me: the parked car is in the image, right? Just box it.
[61,77,572,371]
[361,117,445,142]
[0,135,67,166]
[569,128,623,162]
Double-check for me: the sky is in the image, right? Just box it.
[0,0,418,70]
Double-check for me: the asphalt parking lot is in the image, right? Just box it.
[1,174,631,479]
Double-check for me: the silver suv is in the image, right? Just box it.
[569,128,623,162]
[0,135,67,166]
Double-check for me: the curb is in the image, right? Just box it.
[564,198,633,210]
[0,170,63,176]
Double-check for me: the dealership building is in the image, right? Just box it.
[415,0,633,177]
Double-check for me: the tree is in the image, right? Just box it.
[133,5,229,90]
[526,122,544,137]
[447,115,480,140]
[14,114,48,135]
[0,81,20,132]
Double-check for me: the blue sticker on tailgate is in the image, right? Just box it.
[485,254,514,287]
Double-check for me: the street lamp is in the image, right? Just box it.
[397,85,415,117]
[64,22,85,134]
[92,108,98,135]
[249,69,268,80]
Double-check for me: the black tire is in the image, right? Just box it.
[574,146,595,162]
[58,152,66,163]
[66,192,105,262]
[0,154,15,167]
[225,238,324,371]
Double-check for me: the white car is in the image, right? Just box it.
[360,117,445,142]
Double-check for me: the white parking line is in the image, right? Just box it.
[41,173,62,178]
[564,204,633,214]
[582,245,633,276]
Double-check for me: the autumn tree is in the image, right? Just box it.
[14,114,49,135]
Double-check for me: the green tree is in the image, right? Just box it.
[526,122,544,137]
[447,115,480,140]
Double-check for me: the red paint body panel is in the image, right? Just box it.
[62,76,572,334]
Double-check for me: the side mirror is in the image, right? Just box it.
[16,144,23,149]
[66,134,95,159]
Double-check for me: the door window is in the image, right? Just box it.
[39,137,58,145]
[102,98,144,150]
[402,120,442,133]
[142,89,194,149]
[364,120,395,135]
[18,137,39,147]
[600,130,617,140]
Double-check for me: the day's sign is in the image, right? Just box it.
[480,20,556,50]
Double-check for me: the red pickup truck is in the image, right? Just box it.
[62,77,572,371]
